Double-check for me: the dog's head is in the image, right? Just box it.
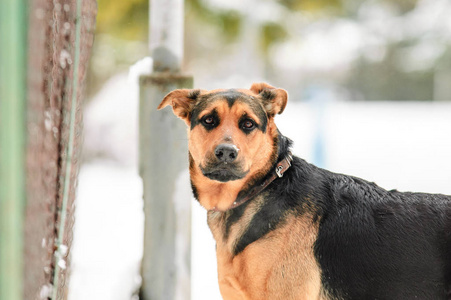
[158,83,287,210]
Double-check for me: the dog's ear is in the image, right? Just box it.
[158,89,201,125]
[250,82,288,116]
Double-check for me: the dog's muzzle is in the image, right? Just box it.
[200,146,248,182]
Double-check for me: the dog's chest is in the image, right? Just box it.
[210,211,328,300]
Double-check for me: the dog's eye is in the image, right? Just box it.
[241,119,255,131]
[202,115,217,127]
[204,117,214,124]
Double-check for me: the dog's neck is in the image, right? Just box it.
[205,134,298,256]
[190,132,314,260]
[190,168,251,211]
[209,152,293,212]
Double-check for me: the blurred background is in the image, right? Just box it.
[71,0,451,299]
[86,0,451,100]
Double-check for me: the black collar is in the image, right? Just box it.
[210,152,293,212]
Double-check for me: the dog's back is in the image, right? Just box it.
[310,163,451,299]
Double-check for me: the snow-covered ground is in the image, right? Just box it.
[69,162,143,300]
[69,70,451,300]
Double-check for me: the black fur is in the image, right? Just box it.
[260,89,276,101]
[224,200,251,240]
[188,89,201,100]
[233,190,289,255]
[231,134,322,255]
[226,131,451,299]
[200,158,248,182]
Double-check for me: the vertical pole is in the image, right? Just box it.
[239,2,263,80]
[149,0,184,72]
[140,0,193,299]
[0,0,27,299]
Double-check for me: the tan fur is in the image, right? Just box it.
[208,195,267,254]
[210,208,325,300]
[158,89,199,125]
[249,83,288,115]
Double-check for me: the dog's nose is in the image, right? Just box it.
[215,144,238,163]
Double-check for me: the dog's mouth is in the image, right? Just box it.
[200,162,248,182]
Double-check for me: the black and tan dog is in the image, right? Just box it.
[158,83,451,300]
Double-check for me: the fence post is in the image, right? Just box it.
[139,0,193,299]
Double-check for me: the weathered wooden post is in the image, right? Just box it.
[139,0,193,299]
[1,0,95,299]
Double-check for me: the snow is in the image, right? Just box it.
[69,162,144,300]
[279,101,451,194]
[70,63,451,299]
[83,57,152,167]
[173,169,193,300]
[40,284,53,299]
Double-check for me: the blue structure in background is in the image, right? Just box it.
[304,84,333,169]
[313,121,326,168]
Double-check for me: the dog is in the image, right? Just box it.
[158,83,451,300]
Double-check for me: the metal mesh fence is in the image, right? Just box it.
[25,0,96,298]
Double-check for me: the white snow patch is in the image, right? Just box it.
[59,244,68,256]
[58,259,67,270]
[40,284,53,299]
[83,57,152,167]
[68,163,144,300]
[173,169,192,300]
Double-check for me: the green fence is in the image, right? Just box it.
[0,0,27,299]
